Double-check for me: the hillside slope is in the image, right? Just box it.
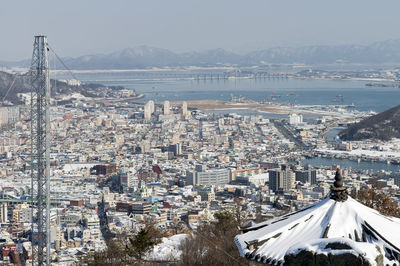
[339,104,400,141]
[0,71,131,104]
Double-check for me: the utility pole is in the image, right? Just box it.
[30,35,50,265]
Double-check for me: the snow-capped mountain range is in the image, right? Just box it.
[4,39,400,69]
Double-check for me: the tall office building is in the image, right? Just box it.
[144,101,155,120]
[144,104,151,120]
[148,100,154,113]
[182,101,188,116]
[168,143,182,156]
[269,167,295,192]
[295,169,317,185]
[269,170,283,192]
[164,101,170,115]
[284,170,295,191]
[309,169,317,185]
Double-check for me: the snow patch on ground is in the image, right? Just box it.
[147,234,188,261]
[63,163,98,172]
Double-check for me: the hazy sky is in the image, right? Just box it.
[1,0,400,61]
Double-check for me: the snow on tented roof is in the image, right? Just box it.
[234,196,400,265]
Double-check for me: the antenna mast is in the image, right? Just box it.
[30,35,51,265]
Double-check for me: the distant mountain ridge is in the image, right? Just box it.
[339,104,400,141]
[4,39,400,69]
[59,46,244,69]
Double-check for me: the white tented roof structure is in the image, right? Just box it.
[235,171,400,265]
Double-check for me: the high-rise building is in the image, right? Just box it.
[289,113,303,125]
[163,101,170,115]
[12,202,32,223]
[0,203,8,223]
[182,101,188,116]
[284,170,295,191]
[168,143,182,156]
[144,100,155,120]
[119,172,132,188]
[149,100,154,113]
[0,106,20,125]
[269,170,283,192]
[0,107,8,126]
[310,169,317,185]
[295,169,317,185]
[7,106,20,123]
[144,106,151,120]
[269,167,295,192]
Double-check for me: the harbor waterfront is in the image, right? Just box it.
[302,157,400,173]
[57,70,400,113]
[60,71,400,173]
[59,71,400,171]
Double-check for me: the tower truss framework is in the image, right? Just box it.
[30,35,50,266]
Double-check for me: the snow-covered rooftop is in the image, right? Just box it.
[235,171,400,265]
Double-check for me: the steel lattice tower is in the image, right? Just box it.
[30,35,50,266]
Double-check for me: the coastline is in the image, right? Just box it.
[170,100,360,116]
[90,93,145,103]
[6,66,397,84]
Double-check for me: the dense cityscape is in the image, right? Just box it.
[0,82,399,264]
[2,1,400,265]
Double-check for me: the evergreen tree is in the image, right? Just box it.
[128,228,156,260]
